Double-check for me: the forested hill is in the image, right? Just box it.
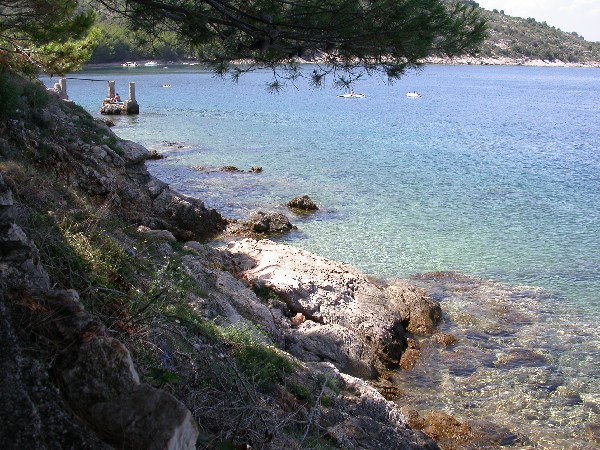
[87,2,600,66]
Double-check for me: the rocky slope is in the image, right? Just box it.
[0,72,451,449]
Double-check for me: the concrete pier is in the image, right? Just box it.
[101,80,139,115]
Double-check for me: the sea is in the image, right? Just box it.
[41,64,600,448]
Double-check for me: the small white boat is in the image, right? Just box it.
[406,92,422,98]
[337,92,366,98]
[121,61,137,67]
[162,84,171,88]
[144,61,158,66]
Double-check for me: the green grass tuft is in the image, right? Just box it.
[221,324,295,388]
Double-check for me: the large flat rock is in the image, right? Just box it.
[223,239,441,378]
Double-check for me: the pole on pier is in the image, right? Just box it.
[58,78,68,100]
[107,80,116,99]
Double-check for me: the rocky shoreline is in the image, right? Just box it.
[0,73,452,449]
[4,71,598,448]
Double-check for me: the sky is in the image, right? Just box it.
[475,0,600,42]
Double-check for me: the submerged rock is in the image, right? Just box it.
[431,332,459,347]
[400,348,422,370]
[423,410,472,441]
[585,423,600,443]
[494,348,549,368]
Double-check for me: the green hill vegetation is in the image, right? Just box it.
[88,11,193,64]
[476,6,600,62]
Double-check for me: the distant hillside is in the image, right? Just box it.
[479,7,600,62]
[429,3,600,66]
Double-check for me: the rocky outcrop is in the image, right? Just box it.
[0,174,198,449]
[0,79,444,449]
[222,239,441,379]
[176,240,443,447]
[0,101,225,242]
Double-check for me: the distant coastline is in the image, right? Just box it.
[424,55,600,68]
[82,56,600,71]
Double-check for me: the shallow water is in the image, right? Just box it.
[403,273,599,448]
[41,64,600,447]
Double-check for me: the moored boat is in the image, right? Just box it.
[337,91,366,98]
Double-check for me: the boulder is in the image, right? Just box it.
[287,195,319,211]
[246,210,296,233]
[149,189,226,241]
[220,165,241,172]
[387,281,442,334]
[137,225,176,242]
[120,140,150,165]
[57,336,198,450]
[431,332,459,347]
[399,347,422,370]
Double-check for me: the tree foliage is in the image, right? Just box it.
[96,0,486,85]
[89,19,193,64]
[0,0,97,75]
[1,0,486,83]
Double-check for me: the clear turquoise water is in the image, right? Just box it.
[42,64,600,446]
